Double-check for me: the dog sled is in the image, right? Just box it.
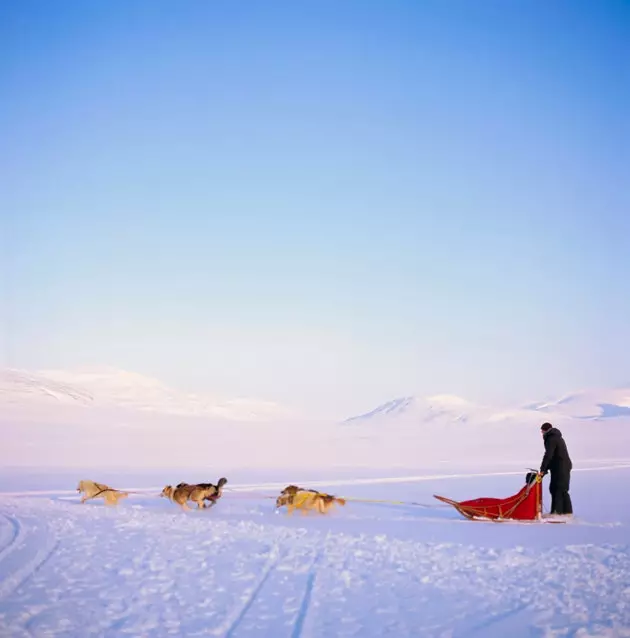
[433,471,566,524]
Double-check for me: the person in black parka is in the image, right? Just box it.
[539,422,573,515]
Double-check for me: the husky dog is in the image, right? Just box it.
[162,478,228,511]
[77,480,129,506]
[276,485,345,515]
[196,477,228,507]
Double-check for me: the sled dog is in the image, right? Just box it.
[162,478,228,511]
[77,480,129,506]
[276,485,346,515]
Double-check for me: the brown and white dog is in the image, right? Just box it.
[162,478,228,511]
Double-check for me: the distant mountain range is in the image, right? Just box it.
[0,367,292,422]
[2,367,629,469]
[2,366,629,428]
[346,388,630,425]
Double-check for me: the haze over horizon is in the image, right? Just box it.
[2,1,629,418]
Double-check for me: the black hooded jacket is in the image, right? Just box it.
[540,427,573,475]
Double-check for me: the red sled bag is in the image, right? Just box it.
[434,472,542,521]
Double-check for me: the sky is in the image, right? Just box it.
[1,1,629,419]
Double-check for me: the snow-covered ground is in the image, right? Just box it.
[1,464,629,637]
[2,368,630,635]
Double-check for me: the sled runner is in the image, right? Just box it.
[433,471,566,523]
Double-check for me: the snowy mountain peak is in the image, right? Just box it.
[345,397,415,422]
[348,387,630,425]
[346,393,476,424]
[0,367,293,422]
[0,368,95,406]
[524,387,630,419]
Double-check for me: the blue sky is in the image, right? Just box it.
[2,1,629,418]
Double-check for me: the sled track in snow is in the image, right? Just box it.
[0,514,23,564]
[463,601,531,636]
[0,512,60,602]
[221,545,283,638]
[290,548,324,638]
[217,543,324,638]
[0,539,60,600]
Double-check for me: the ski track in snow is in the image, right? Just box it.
[1,473,630,637]
[0,511,59,602]
[220,543,283,638]
[0,514,22,563]
[289,544,323,638]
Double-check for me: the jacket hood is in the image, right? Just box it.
[543,427,562,438]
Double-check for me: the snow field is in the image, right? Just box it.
[0,468,629,637]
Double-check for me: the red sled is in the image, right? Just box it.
[434,472,544,522]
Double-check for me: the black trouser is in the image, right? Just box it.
[549,470,573,515]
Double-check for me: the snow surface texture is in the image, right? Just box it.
[1,468,629,637]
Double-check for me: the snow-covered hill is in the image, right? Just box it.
[346,394,494,425]
[0,367,292,423]
[347,387,630,426]
[524,387,630,419]
[339,388,630,472]
[2,368,630,470]
[0,369,95,406]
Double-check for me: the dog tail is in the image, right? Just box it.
[335,497,346,506]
